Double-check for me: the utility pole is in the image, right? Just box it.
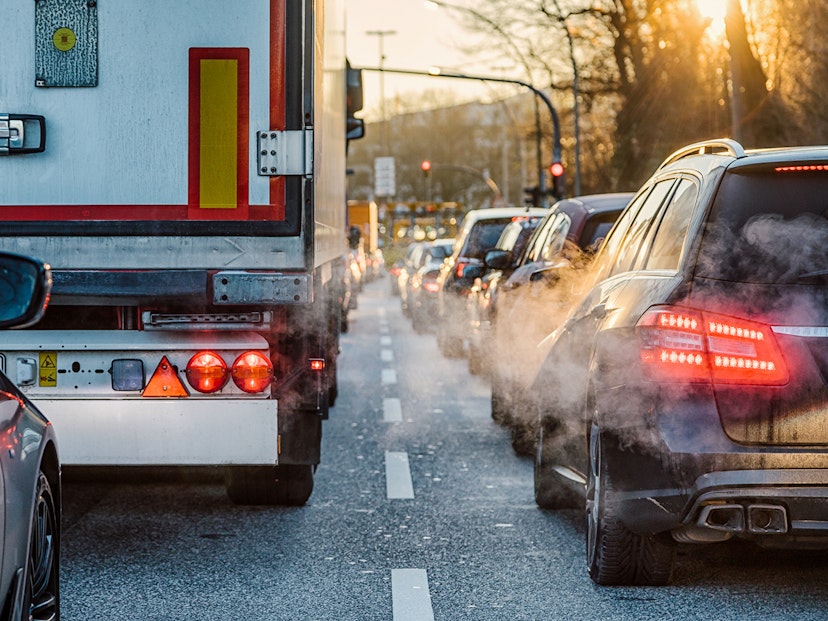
[365,30,396,155]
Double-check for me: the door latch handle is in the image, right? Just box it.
[0,114,46,155]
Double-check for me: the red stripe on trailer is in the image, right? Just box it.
[269,0,286,220]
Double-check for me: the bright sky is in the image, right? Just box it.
[345,0,498,119]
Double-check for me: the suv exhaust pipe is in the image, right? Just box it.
[747,504,788,534]
[695,503,789,534]
[698,504,745,532]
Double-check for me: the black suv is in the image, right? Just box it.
[526,140,828,585]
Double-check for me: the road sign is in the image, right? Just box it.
[374,156,396,197]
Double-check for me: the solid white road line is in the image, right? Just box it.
[383,398,403,423]
[392,569,435,621]
[385,451,414,499]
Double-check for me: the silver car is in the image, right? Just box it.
[0,252,59,620]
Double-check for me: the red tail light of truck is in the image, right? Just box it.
[186,351,229,393]
[231,351,274,393]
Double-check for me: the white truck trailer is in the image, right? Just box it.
[0,0,364,504]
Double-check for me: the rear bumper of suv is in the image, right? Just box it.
[613,457,828,543]
[598,382,828,545]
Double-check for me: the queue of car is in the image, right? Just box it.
[394,139,828,586]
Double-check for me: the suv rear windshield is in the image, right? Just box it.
[695,168,828,284]
[462,218,516,259]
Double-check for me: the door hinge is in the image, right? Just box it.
[257,129,313,177]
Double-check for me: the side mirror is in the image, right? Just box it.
[484,249,514,270]
[529,266,561,285]
[0,252,52,329]
[462,264,486,280]
[346,117,365,141]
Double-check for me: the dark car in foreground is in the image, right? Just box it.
[526,140,828,586]
[488,193,631,431]
[0,252,59,619]
[436,207,547,358]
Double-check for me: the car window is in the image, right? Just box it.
[462,219,514,259]
[643,178,699,271]
[578,212,623,251]
[608,180,675,277]
[496,222,523,252]
[523,213,564,263]
[540,214,572,262]
[696,167,828,284]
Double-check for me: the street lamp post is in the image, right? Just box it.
[359,65,562,206]
[365,29,396,155]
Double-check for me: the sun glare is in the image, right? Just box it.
[696,0,727,21]
[696,0,727,37]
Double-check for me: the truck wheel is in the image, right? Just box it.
[224,465,314,506]
[586,423,675,585]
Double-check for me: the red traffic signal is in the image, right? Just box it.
[421,160,432,172]
[549,161,565,177]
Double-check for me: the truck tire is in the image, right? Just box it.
[224,465,314,506]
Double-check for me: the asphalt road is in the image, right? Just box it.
[60,276,828,620]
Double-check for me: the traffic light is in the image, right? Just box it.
[421,160,432,177]
[524,186,541,206]
[549,161,565,199]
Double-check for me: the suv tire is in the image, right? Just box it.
[586,423,675,585]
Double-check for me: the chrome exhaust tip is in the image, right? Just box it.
[698,504,745,532]
[747,504,788,534]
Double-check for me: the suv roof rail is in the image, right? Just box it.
[658,139,746,170]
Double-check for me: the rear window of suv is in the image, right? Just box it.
[695,167,828,284]
[462,218,515,259]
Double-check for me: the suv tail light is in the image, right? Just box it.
[637,306,789,385]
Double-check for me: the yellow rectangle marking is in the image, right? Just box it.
[39,352,57,387]
[200,59,238,209]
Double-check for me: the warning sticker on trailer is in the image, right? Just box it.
[39,352,57,387]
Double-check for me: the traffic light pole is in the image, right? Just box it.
[359,66,563,206]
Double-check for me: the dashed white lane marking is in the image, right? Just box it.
[382,368,397,385]
[380,336,392,346]
[381,349,394,362]
[392,569,435,621]
[385,451,414,499]
[383,398,403,423]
